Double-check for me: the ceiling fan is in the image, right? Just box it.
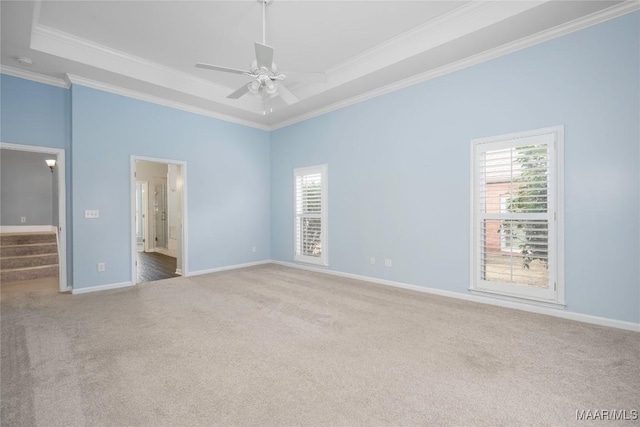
[195,0,325,112]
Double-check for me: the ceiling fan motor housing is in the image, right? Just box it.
[250,59,277,75]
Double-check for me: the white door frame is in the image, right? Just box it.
[1,142,69,292]
[131,155,188,284]
[135,180,150,253]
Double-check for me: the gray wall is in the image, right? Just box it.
[1,149,58,226]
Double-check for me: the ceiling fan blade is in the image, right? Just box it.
[227,84,250,99]
[281,71,327,84]
[196,63,249,75]
[276,83,299,105]
[255,42,274,70]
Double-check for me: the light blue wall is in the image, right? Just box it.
[271,13,640,323]
[1,74,73,284]
[0,74,70,149]
[1,75,270,290]
[70,85,270,289]
[1,12,637,324]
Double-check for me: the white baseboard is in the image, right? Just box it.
[1,225,57,233]
[71,281,133,295]
[270,260,640,333]
[69,260,269,295]
[187,260,271,277]
[175,268,183,276]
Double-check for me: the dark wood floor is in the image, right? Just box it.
[137,251,179,283]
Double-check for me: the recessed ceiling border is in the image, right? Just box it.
[26,1,548,119]
[2,1,637,132]
[270,0,640,130]
[29,24,263,114]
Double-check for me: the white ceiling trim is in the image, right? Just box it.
[0,64,69,88]
[31,0,42,32]
[327,1,542,75]
[65,74,270,131]
[326,1,491,75]
[30,24,262,114]
[286,1,548,101]
[271,0,640,130]
[27,1,547,119]
[4,1,637,132]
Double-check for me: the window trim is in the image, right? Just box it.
[293,164,328,267]
[469,126,564,306]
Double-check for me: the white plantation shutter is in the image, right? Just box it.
[294,165,327,266]
[471,128,563,303]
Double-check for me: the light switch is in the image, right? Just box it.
[85,210,100,219]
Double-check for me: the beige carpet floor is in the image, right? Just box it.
[1,264,638,426]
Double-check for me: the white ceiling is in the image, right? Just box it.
[1,1,636,130]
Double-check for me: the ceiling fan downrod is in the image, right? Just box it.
[260,0,273,45]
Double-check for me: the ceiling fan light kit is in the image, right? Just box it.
[195,0,325,114]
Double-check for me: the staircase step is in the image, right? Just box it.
[0,243,57,257]
[0,233,56,246]
[1,254,59,269]
[0,264,58,283]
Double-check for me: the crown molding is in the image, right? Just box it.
[65,74,270,131]
[327,1,496,75]
[5,1,637,132]
[301,0,545,102]
[270,0,640,130]
[0,65,69,88]
[0,66,269,130]
[31,24,221,90]
[26,1,547,123]
[31,1,42,32]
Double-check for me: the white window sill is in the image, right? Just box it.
[469,288,566,310]
[294,259,328,268]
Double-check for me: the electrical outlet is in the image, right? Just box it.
[384,259,392,267]
[370,257,375,265]
[20,217,26,223]
[97,262,105,272]
[252,246,256,253]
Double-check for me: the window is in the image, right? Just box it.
[294,164,327,266]
[471,127,563,304]
[499,193,526,252]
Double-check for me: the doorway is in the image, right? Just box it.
[131,156,187,284]
[0,142,68,292]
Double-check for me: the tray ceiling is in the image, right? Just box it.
[1,1,636,129]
